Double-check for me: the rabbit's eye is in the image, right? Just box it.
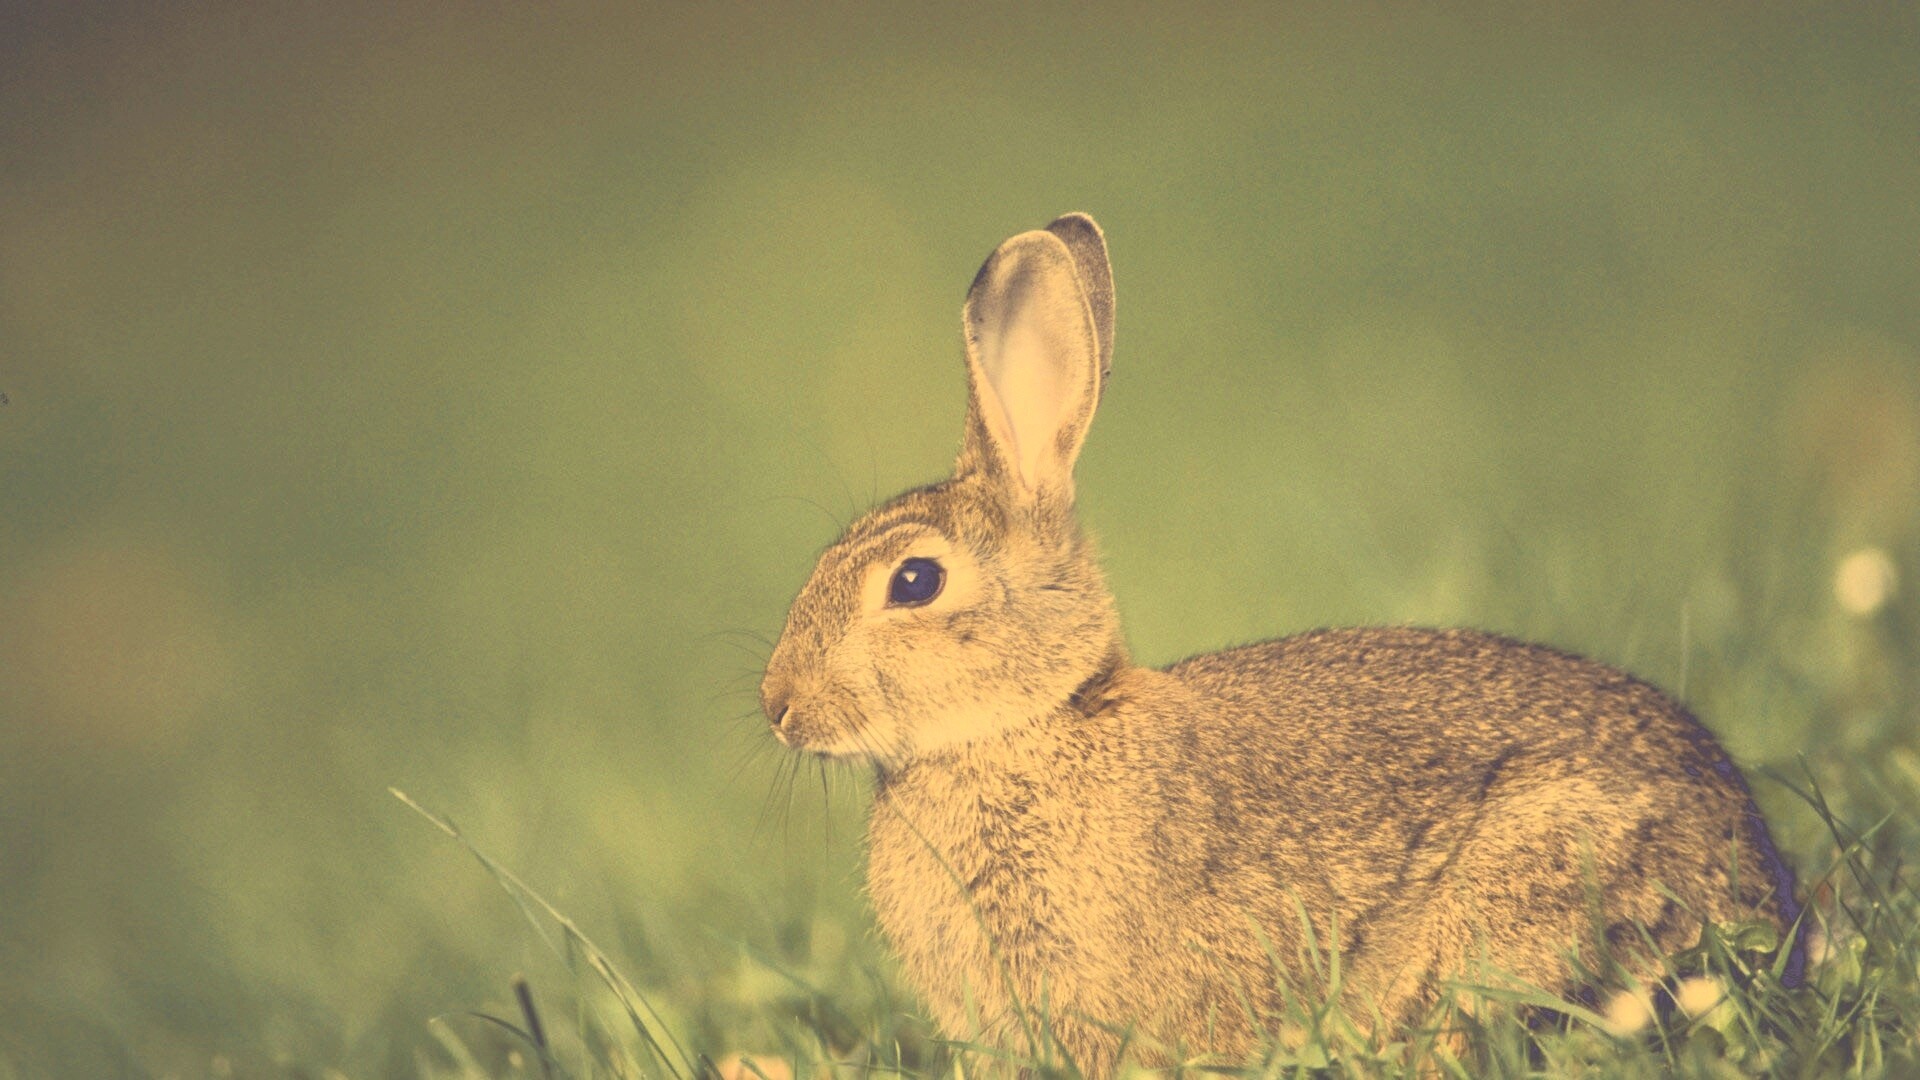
[888,557,946,607]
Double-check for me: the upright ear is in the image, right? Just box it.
[959,228,1102,502]
[1045,213,1114,398]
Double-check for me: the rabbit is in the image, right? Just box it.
[758,213,1803,1073]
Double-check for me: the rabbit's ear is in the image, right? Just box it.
[960,228,1101,501]
[1045,213,1114,398]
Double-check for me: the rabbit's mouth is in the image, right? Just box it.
[771,698,895,763]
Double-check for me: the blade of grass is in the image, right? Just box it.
[393,787,696,1079]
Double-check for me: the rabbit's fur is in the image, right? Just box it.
[760,214,1801,1072]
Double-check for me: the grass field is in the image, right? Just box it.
[2,5,1917,1077]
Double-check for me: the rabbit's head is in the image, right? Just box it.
[760,215,1124,768]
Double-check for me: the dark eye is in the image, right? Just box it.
[888,557,945,607]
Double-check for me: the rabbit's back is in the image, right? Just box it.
[1166,625,1753,807]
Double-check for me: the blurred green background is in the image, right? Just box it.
[2,3,1916,1074]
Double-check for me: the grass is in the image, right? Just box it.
[398,747,1920,1078]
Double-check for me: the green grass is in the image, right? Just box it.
[399,754,1920,1079]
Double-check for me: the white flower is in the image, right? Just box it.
[1835,547,1899,616]
[1805,925,1831,966]
[1673,975,1726,1018]
[1601,987,1653,1036]
[717,1055,794,1080]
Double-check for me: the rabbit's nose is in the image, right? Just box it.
[761,675,792,730]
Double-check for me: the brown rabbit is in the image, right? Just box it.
[759,214,1801,1073]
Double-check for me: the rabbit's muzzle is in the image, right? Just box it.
[760,672,794,736]
[759,666,857,755]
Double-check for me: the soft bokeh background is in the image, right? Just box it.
[2,3,1916,1074]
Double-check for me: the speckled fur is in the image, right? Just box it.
[760,215,1801,1075]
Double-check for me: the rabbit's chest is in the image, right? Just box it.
[865,766,1146,1029]
[866,773,1076,943]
